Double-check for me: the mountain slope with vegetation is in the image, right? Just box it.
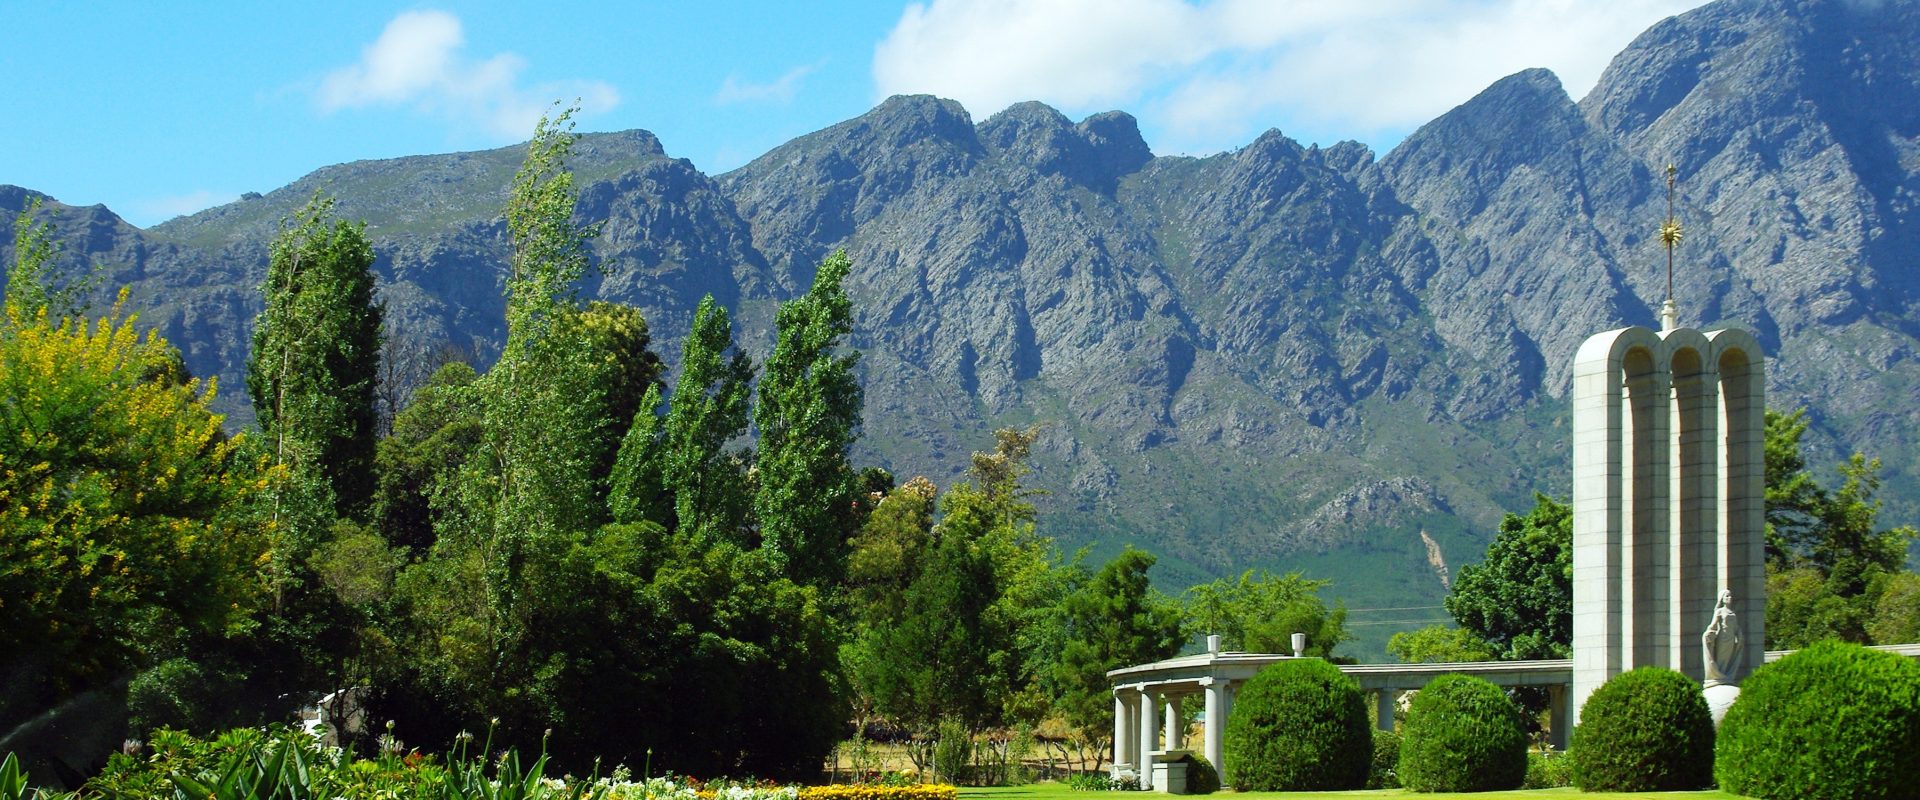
[4,0,1915,654]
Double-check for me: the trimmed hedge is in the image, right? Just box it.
[1570,666,1715,791]
[1396,674,1528,792]
[1715,640,1920,799]
[1222,659,1371,790]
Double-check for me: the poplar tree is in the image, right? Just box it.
[662,295,753,546]
[755,251,861,585]
[247,193,382,520]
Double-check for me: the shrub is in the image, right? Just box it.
[1366,728,1402,789]
[1715,640,1920,799]
[1522,749,1572,789]
[1396,674,1527,792]
[1062,773,1111,791]
[1570,667,1714,791]
[930,720,973,786]
[1180,754,1219,794]
[1221,659,1371,790]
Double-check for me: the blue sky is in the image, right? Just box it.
[2,0,1707,228]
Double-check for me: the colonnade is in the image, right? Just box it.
[1111,678,1233,789]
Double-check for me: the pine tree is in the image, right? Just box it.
[754,251,861,586]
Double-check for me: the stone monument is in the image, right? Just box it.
[1569,166,1766,724]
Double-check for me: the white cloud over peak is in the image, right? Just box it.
[873,0,1707,153]
[318,10,618,139]
[715,62,823,106]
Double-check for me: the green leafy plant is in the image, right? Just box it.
[1180,754,1219,795]
[1569,667,1714,791]
[1715,640,1920,799]
[1522,749,1573,789]
[1221,659,1370,790]
[1396,674,1527,792]
[1366,728,1402,789]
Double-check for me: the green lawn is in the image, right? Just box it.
[960,785,1744,800]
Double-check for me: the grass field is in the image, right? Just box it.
[958,784,1744,800]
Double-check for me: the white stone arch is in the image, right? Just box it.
[1571,325,1764,720]
[1707,328,1766,682]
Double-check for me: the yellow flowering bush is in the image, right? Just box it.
[0,300,270,695]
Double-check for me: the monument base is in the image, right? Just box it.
[1703,682,1740,727]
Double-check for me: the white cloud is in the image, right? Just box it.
[715,62,823,106]
[132,189,238,224]
[317,10,619,139]
[873,0,1708,152]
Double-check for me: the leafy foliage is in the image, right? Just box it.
[1181,570,1349,656]
[1365,729,1401,789]
[1444,493,1571,661]
[1047,549,1184,748]
[1715,640,1920,799]
[662,296,753,546]
[1221,659,1371,791]
[247,192,382,521]
[755,251,861,586]
[1386,624,1498,664]
[1395,673,1527,792]
[1181,753,1219,795]
[0,303,266,725]
[1762,409,1919,648]
[1568,667,1714,791]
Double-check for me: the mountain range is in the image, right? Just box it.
[5,0,1917,656]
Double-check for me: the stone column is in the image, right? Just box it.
[1164,694,1183,750]
[1112,692,1129,777]
[1667,339,1719,682]
[1547,684,1570,751]
[1202,679,1224,782]
[1139,689,1158,790]
[1375,688,1397,732]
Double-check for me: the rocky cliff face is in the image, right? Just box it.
[4,0,1915,651]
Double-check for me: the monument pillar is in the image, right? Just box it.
[1571,326,1764,723]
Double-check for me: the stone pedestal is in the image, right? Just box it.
[1150,751,1191,794]
[1703,683,1741,727]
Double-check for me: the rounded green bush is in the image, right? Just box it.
[1397,674,1528,792]
[1222,659,1371,790]
[1570,666,1715,791]
[1715,640,1920,799]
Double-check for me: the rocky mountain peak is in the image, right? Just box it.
[978,102,1152,191]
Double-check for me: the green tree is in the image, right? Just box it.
[1445,494,1572,660]
[1049,549,1184,758]
[1761,409,1917,648]
[4,198,95,323]
[607,383,668,526]
[754,251,861,586]
[371,361,483,555]
[1183,570,1350,657]
[1387,624,1499,664]
[861,520,1011,734]
[0,304,267,729]
[247,193,382,521]
[663,295,753,546]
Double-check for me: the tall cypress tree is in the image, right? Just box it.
[247,193,381,520]
[662,295,754,547]
[754,251,862,585]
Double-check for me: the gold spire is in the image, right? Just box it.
[1660,164,1681,331]
[1662,164,1681,305]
